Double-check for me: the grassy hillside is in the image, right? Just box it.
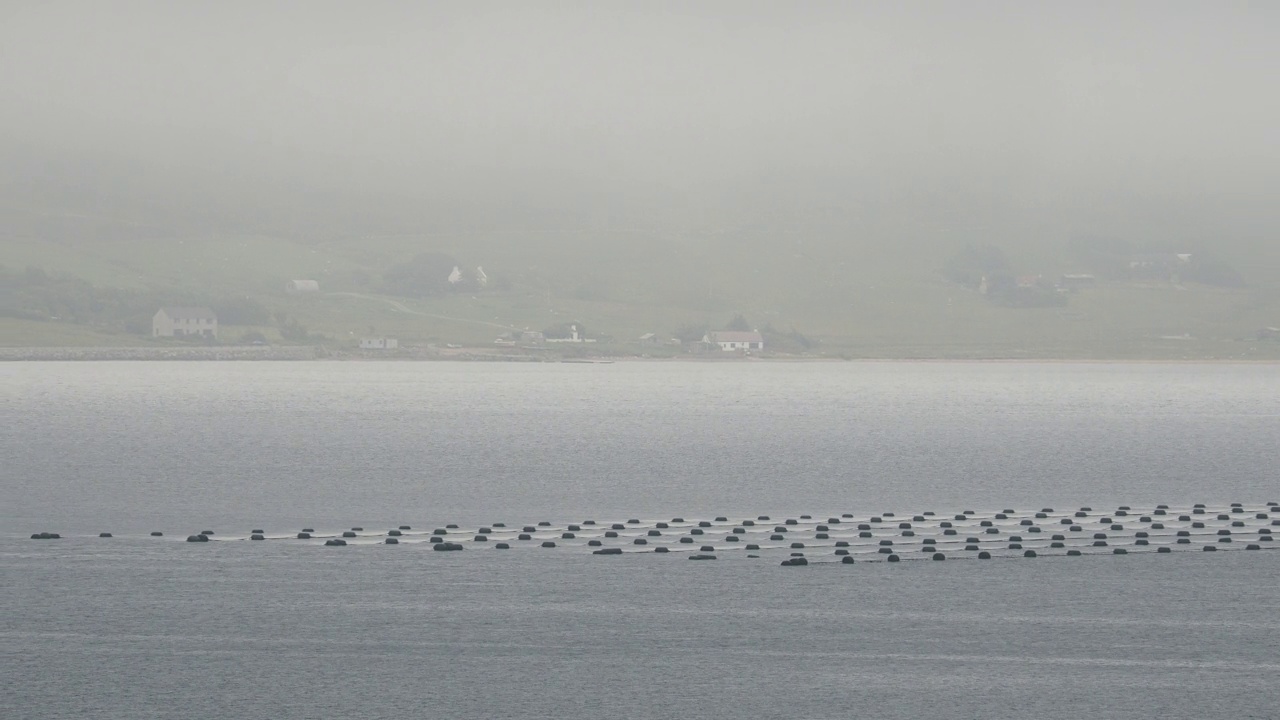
[3,218,1279,359]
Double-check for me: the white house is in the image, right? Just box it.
[286,279,320,293]
[360,337,399,349]
[153,307,218,338]
[705,330,763,351]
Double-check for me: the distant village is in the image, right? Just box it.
[15,243,1274,359]
[487,326,765,353]
[147,262,775,358]
[977,251,1198,297]
[150,301,772,358]
[945,243,1254,313]
[140,248,1280,358]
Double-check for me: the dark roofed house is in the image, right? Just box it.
[153,307,218,338]
[705,330,763,352]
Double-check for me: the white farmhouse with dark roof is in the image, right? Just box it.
[705,330,763,351]
[153,307,218,338]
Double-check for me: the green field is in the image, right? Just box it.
[3,225,1279,360]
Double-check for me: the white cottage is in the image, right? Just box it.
[153,307,218,338]
[705,330,763,351]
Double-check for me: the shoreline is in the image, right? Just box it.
[1,345,1277,364]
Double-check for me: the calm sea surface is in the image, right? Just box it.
[3,361,1279,719]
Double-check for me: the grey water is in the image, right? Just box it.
[3,361,1279,719]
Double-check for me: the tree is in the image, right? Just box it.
[274,312,324,343]
[761,323,814,351]
[382,253,461,297]
[725,314,751,331]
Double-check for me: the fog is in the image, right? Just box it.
[2,0,1276,243]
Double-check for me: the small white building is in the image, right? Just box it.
[545,324,596,343]
[286,279,320,294]
[705,330,763,351]
[360,337,399,350]
[153,307,218,338]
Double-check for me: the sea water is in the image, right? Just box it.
[3,361,1278,719]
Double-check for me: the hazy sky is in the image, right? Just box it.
[1,1,1276,239]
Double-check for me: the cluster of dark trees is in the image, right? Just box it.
[942,246,1066,308]
[382,252,503,297]
[1068,237,1245,287]
[382,253,459,296]
[1,265,274,336]
[944,238,1246,309]
[272,312,326,343]
[760,322,814,351]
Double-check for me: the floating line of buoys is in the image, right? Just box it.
[87,503,1275,569]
